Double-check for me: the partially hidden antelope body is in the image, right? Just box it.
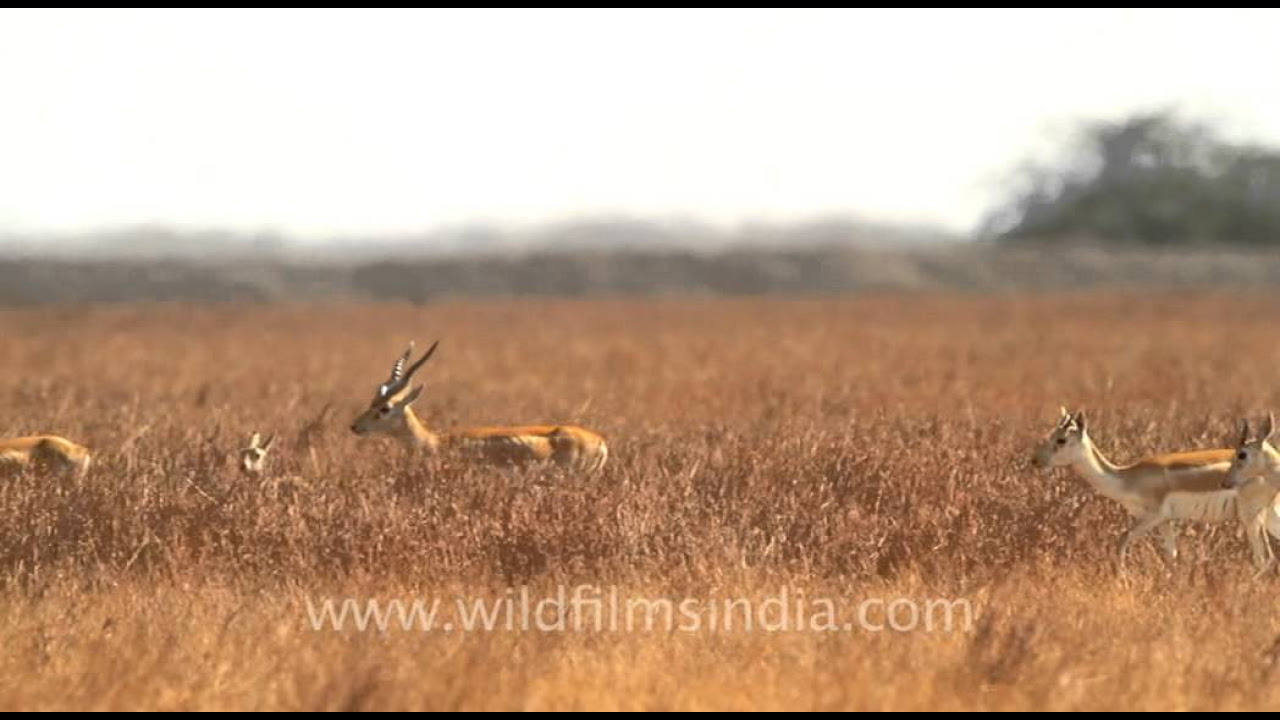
[0,434,91,477]
[1032,407,1268,570]
[349,341,609,472]
[238,431,276,479]
[237,430,308,499]
[1224,414,1280,575]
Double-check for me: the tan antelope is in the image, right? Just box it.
[236,430,309,500]
[238,431,276,479]
[0,435,91,477]
[1224,414,1280,575]
[349,341,609,472]
[1031,407,1259,569]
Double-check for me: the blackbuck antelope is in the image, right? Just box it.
[349,341,609,472]
[1224,414,1280,575]
[0,435,91,477]
[238,432,276,479]
[1032,408,1259,570]
[236,430,307,499]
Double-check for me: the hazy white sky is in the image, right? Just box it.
[2,8,1279,238]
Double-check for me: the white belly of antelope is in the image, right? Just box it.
[1160,490,1238,523]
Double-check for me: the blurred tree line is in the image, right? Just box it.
[983,111,1280,245]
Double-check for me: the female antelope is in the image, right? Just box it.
[0,435,91,477]
[349,341,609,472]
[1224,414,1280,575]
[238,431,276,479]
[1031,408,1255,569]
[237,430,307,499]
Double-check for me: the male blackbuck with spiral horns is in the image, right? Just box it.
[1031,407,1263,570]
[349,341,609,472]
[0,434,91,477]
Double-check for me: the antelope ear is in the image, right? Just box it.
[1238,418,1252,447]
[1059,406,1070,420]
[1072,410,1087,432]
[249,432,262,449]
[261,433,276,452]
[1264,412,1276,442]
[396,385,424,407]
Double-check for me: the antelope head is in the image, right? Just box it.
[240,431,275,478]
[349,340,438,440]
[1031,406,1089,470]
[1226,412,1276,489]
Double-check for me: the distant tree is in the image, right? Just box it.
[982,111,1280,245]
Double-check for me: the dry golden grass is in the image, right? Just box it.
[1,293,1279,710]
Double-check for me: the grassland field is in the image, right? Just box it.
[1,293,1278,710]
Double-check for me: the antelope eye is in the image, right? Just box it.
[1238,451,1249,461]
[1056,437,1067,445]
[379,405,392,415]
